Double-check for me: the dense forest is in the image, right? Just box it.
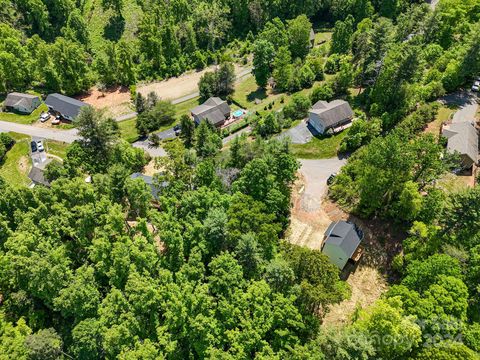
[1,0,480,359]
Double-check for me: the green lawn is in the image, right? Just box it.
[290,130,348,159]
[45,140,69,159]
[315,31,332,44]
[425,105,457,135]
[175,97,201,118]
[0,103,48,124]
[0,133,31,186]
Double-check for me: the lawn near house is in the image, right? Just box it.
[424,105,457,135]
[290,130,349,159]
[0,133,32,186]
[0,103,49,125]
[45,140,69,159]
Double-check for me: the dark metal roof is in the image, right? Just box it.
[324,221,362,258]
[191,97,231,125]
[45,93,89,119]
[28,159,52,187]
[310,100,354,129]
[442,122,478,166]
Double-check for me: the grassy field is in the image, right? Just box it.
[84,0,143,54]
[0,133,31,186]
[0,103,48,124]
[290,130,348,159]
[118,118,139,143]
[425,105,457,135]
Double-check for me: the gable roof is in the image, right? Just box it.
[28,159,52,187]
[191,97,231,125]
[442,122,478,165]
[5,92,39,108]
[45,93,89,119]
[130,173,168,199]
[324,221,362,258]
[310,100,354,129]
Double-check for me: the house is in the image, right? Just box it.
[308,100,354,135]
[322,221,364,270]
[4,92,41,114]
[309,29,315,47]
[45,93,89,121]
[28,159,52,187]
[442,121,478,169]
[191,97,231,127]
[130,173,168,199]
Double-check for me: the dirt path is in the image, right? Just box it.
[79,64,252,118]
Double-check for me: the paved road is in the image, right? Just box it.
[222,126,252,144]
[0,121,79,143]
[278,120,315,144]
[298,157,347,212]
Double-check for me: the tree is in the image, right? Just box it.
[354,298,421,359]
[180,114,195,148]
[253,39,275,88]
[330,15,355,55]
[283,93,311,120]
[310,82,335,104]
[216,62,236,97]
[272,46,293,91]
[287,15,312,59]
[136,100,176,136]
[414,341,478,360]
[195,121,222,158]
[76,107,119,168]
[0,313,31,360]
[25,328,63,360]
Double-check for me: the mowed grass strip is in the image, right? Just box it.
[0,103,48,125]
[0,133,32,186]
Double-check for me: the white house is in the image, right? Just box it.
[4,92,41,114]
[308,100,354,134]
[322,221,363,269]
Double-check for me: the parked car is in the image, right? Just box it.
[327,173,337,185]
[51,115,61,125]
[30,141,37,153]
[174,124,181,136]
[472,81,480,92]
[39,112,50,122]
[37,140,44,152]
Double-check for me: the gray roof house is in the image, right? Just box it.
[45,93,89,121]
[4,92,41,114]
[191,97,231,127]
[130,173,168,199]
[308,100,354,135]
[28,159,52,187]
[322,221,363,269]
[442,121,478,169]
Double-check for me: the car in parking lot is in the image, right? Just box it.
[30,141,37,153]
[51,115,61,125]
[37,140,44,152]
[39,112,50,122]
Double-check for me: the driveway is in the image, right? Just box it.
[31,137,48,166]
[440,91,479,124]
[298,157,347,212]
[278,120,317,144]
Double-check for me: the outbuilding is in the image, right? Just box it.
[308,100,354,135]
[45,93,89,121]
[4,92,41,114]
[28,159,52,187]
[322,221,363,270]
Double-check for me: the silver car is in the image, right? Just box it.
[472,80,480,92]
[39,112,50,122]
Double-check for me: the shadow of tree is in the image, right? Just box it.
[247,87,267,103]
[103,14,125,42]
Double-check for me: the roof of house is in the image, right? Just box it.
[442,121,478,164]
[191,97,231,125]
[130,173,168,198]
[28,159,52,186]
[310,100,354,129]
[45,93,89,119]
[130,172,154,185]
[324,221,362,258]
[5,92,39,109]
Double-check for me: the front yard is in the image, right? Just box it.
[0,133,31,186]
[0,103,49,125]
[290,130,348,159]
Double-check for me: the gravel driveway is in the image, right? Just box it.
[440,91,479,124]
[298,157,347,212]
[278,120,317,144]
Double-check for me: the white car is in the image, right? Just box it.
[39,112,50,122]
[473,81,480,92]
[37,140,44,152]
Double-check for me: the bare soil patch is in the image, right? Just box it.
[18,156,29,174]
[77,86,132,118]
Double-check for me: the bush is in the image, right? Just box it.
[283,93,311,120]
[310,82,335,104]
[324,54,340,74]
[0,133,15,150]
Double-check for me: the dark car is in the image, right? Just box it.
[173,124,181,136]
[30,141,37,153]
[327,173,337,185]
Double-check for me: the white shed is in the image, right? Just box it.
[322,221,363,269]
